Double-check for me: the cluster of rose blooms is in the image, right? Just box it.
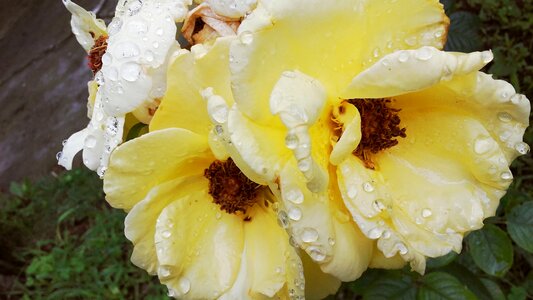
[58,0,530,299]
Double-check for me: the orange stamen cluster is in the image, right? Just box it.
[88,33,108,74]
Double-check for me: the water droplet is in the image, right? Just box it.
[307,246,326,262]
[282,71,296,78]
[285,134,298,149]
[328,237,336,245]
[368,228,382,239]
[382,230,391,239]
[239,31,254,45]
[396,242,408,255]
[381,58,391,67]
[159,266,171,278]
[121,62,142,82]
[95,72,105,85]
[144,50,154,62]
[404,36,417,46]
[288,207,302,221]
[162,230,172,238]
[56,151,63,161]
[178,277,191,294]
[106,117,119,135]
[62,139,67,146]
[474,137,494,154]
[275,267,282,274]
[415,47,433,61]
[434,30,443,38]
[372,200,385,212]
[127,0,143,16]
[104,66,118,81]
[84,135,97,148]
[167,289,177,297]
[214,125,224,136]
[285,188,304,204]
[153,41,159,48]
[497,112,512,122]
[362,182,374,192]
[277,210,289,228]
[398,52,409,62]
[422,208,432,218]
[347,185,358,199]
[101,53,113,65]
[297,158,312,172]
[115,41,140,58]
[301,227,319,243]
[107,17,123,36]
[515,142,530,155]
[215,212,222,219]
[373,47,380,58]
[500,171,513,181]
[155,27,164,36]
[127,19,148,36]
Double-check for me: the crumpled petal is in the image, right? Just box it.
[104,128,212,210]
[342,46,493,98]
[230,0,449,122]
[150,36,235,134]
[63,0,107,51]
[205,0,257,18]
[301,252,341,300]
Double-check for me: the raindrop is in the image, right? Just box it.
[381,59,391,67]
[62,139,67,146]
[368,228,382,239]
[214,125,224,135]
[178,277,191,294]
[415,47,433,61]
[422,208,432,218]
[102,53,113,65]
[285,188,304,204]
[104,66,119,81]
[372,200,385,212]
[500,171,513,181]
[301,227,319,243]
[307,246,326,262]
[107,17,123,36]
[215,212,222,219]
[285,134,299,149]
[347,185,358,199]
[328,237,336,245]
[144,50,155,62]
[382,230,391,239]
[106,117,119,135]
[155,27,164,36]
[288,207,302,221]
[297,158,312,172]
[434,30,443,38]
[474,137,494,154]
[56,151,63,161]
[282,71,296,78]
[515,142,530,155]
[127,0,143,16]
[372,47,380,58]
[404,36,417,46]
[121,62,142,82]
[84,135,97,148]
[127,19,149,35]
[210,104,228,124]
[497,112,512,122]
[277,210,289,228]
[275,267,282,274]
[159,266,171,278]
[398,52,409,62]
[239,31,254,45]
[162,230,172,238]
[115,41,141,58]
[95,72,105,85]
[362,182,374,192]
[153,41,160,48]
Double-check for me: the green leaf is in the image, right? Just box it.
[508,286,527,300]
[441,263,491,299]
[445,11,483,52]
[426,251,458,269]
[363,270,417,300]
[507,201,533,253]
[439,0,455,15]
[466,224,513,277]
[480,278,506,300]
[417,272,476,300]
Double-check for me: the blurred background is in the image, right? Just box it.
[0,0,531,299]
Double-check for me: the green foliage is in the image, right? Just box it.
[466,224,514,277]
[0,169,167,299]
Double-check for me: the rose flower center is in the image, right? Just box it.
[204,158,262,214]
[346,98,406,169]
[88,33,108,74]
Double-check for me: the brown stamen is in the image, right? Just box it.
[204,158,262,214]
[346,98,406,169]
[88,33,108,75]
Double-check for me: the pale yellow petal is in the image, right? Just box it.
[301,252,341,300]
[342,47,492,98]
[150,37,235,134]
[104,128,212,210]
[230,0,448,122]
[124,176,205,274]
[155,188,244,299]
[369,249,406,270]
